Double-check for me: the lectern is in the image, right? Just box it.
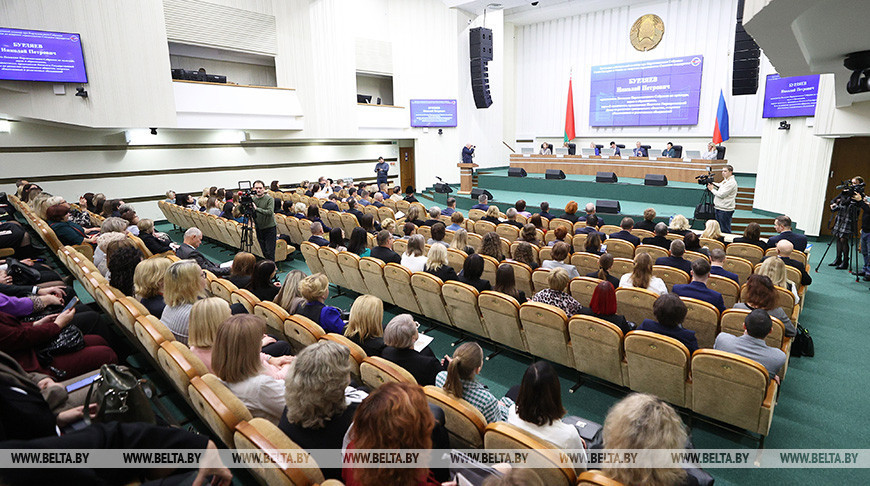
[457,163,478,194]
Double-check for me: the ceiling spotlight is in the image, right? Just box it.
[150,128,158,135]
[845,50,870,95]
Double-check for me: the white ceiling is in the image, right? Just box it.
[443,0,640,24]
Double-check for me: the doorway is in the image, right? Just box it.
[821,137,870,235]
[399,146,415,192]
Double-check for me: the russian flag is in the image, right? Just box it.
[713,89,729,144]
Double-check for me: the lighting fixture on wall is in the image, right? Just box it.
[0,120,10,133]
[75,87,88,98]
[778,120,791,130]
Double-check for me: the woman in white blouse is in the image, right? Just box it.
[619,252,668,296]
[400,234,428,272]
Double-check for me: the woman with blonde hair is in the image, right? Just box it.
[482,205,502,225]
[436,342,514,423]
[137,218,173,255]
[757,256,799,304]
[380,217,396,234]
[344,295,385,356]
[212,315,288,424]
[701,219,724,241]
[160,260,206,344]
[668,214,691,236]
[190,297,292,377]
[401,234,427,272]
[280,341,366,481]
[423,243,458,282]
[228,251,256,289]
[405,205,425,227]
[298,273,346,333]
[133,257,172,317]
[449,228,474,255]
[601,393,688,486]
[274,269,307,314]
[531,267,583,316]
[619,252,668,295]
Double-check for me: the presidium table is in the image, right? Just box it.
[509,154,728,183]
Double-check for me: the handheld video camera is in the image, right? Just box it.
[696,172,716,186]
[836,179,866,196]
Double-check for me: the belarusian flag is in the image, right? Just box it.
[564,77,576,142]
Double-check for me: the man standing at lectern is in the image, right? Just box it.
[707,165,738,234]
[462,143,475,164]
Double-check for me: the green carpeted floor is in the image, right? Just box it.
[154,221,870,485]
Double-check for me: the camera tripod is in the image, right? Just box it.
[815,201,862,282]
[239,213,255,254]
[692,188,716,224]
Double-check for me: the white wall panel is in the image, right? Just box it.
[163,0,277,55]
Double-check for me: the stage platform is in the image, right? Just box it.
[423,168,786,235]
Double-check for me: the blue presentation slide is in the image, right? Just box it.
[0,28,88,83]
[762,74,819,118]
[410,99,458,127]
[589,55,704,127]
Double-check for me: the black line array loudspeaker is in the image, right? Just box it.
[470,27,493,109]
[596,171,618,183]
[733,0,760,95]
[545,169,566,180]
[596,200,621,214]
[508,167,527,177]
[470,188,493,200]
[434,183,452,193]
[644,174,668,186]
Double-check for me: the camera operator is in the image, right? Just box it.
[706,165,738,234]
[462,143,475,164]
[251,180,276,261]
[829,176,866,270]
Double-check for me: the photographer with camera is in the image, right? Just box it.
[251,180,277,261]
[829,176,866,270]
[462,143,475,164]
[706,165,738,234]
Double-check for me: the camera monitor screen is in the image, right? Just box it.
[762,73,820,118]
[0,28,88,83]
[410,99,458,127]
[238,180,252,190]
[590,55,704,127]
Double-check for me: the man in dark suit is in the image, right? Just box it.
[307,222,329,246]
[462,143,475,164]
[538,202,554,221]
[634,208,657,232]
[345,199,365,224]
[503,208,525,229]
[766,215,808,253]
[422,207,442,227]
[322,193,340,211]
[574,215,607,240]
[471,194,489,211]
[632,141,648,157]
[655,240,692,274]
[710,248,739,284]
[637,294,698,353]
[609,217,641,246]
[369,230,401,264]
[176,227,230,276]
[763,239,812,286]
[441,197,457,217]
[609,141,621,156]
[672,259,726,313]
[641,222,671,250]
[371,192,385,208]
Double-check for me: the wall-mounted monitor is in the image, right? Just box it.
[590,55,704,127]
[410,99,458,127]
[0,28,88,83]
[762,74,820,118]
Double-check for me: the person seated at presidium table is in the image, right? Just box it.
[539,142,552,155]
[609,141,621,156]
[662,142,677,158]
[637,293,698,353]
[632,141,648,157]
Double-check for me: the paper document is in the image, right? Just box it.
[413,333,434,352]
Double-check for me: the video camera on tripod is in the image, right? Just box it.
[237,180,256,219]
[695,172,716,186]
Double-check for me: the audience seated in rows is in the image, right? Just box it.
[107,242,142,296]
[344,294,385,357]
[347,227,370,257]
[308,222,329,246]
[134,257,171,318]
[381,314,445,386]
[424,244,458,282]
[767,215,807,253]
[588,253,620,288]
[503,208,524,229]
[518,224,542,247]
[446,212,463,232]
[561,201,581,224]
[620,252,668,296]
[683,232,708,257]
[436,342,514,423]
[701,219,725,242]
[515,199,531,219]
[138,219,173,255]
[578,281,633,334]
[609,217,641,246]
[274,270,307,315]
[714,309,787,381]
[734,274,796,337]
[46,203,98,246]
[449,228,475,255]
[422,207,442,227]
[481,205,502,226]
[405,205,425,227]
[541,242,579,278]
[176,227,230,277]
[94,217,129,277]
[402,235,428,272]
[531,267,583,316]
[638,293,698,353]
[280,340,367,481]
[710,248,739,284]
[247,260,280,301]
[547,226,571,250]
[512,241,539,269]
[672,259,726,313]
[538,201,554,221]
[298,273,346,334]
[479,232,504,262]
[575,215,607,240]
[656,240,693,274]
[370,230,401,264]
[442,197,457,217]
[584,233,604,256]
[427,222,447,247]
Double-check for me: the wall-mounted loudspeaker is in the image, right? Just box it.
[470,188,493,200]
[644,174,668,186]
[596,200,621,214]
[508,167,527,177]
[596,171,618,183]
[545,169,566,180]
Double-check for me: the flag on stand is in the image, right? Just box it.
[564,77,576,142]
[713,89,730,144]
